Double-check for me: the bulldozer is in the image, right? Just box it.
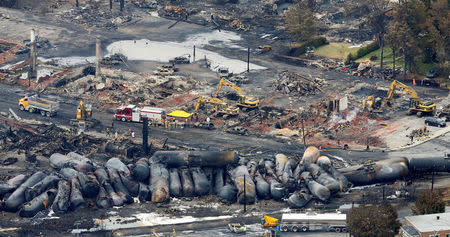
[362,95,383,113]
[69,100,99,129]
[214,78,259,110]
[194,96,239,118]
[385,80,436,117]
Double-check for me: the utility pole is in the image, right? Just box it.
[95,36,101,79]
[301,119,306,147]
[142,117,149,155]
[29,29,37,87]
[247,47,250,72]
[120,0,124,12]
[243,175,247,213]
[431,169,435,191]
[193,45,195,62]
[109,0,112,10]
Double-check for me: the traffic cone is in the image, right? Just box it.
[413,78,416,85]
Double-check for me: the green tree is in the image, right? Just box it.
[285,1,317,43]
[365,0,391,72]
[391,0,422,78]
[348,203,401,237]
[412,190,445,215]
[385,22,403,78]
[426,0,449,65]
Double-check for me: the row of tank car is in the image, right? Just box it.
[2,146,449,217]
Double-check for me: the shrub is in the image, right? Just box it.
[287,36,329,56]
[347,41,380,61]
[412,190,445,215]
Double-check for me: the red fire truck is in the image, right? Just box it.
[114,105,166,124]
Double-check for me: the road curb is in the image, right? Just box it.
[385,126,450,152]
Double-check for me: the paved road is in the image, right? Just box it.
[1,83,447,165]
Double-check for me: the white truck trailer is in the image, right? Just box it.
[279,212,347,233]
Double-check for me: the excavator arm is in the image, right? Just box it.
[194,96,227,112]
[362,95,374,110]
[386,80,419,106]
[214,78,259,109]
[385,80,436,116]
[214,78,244,97]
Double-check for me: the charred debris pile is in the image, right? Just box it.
[0,118,141,158]
[274,71,325,96]
[54,1,137,30]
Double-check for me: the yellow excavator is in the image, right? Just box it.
[194,96,239,117]
[362,95,383,112]
[261,215,279,227]
[385,80,436,117]
[69,100,99,128]
[214,78,259,110]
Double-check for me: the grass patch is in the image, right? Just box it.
[314,42,360,59]
[356,48,436,75]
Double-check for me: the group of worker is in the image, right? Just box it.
[104,115,210,140]
[105,122,136,141]
[161,117,192,130]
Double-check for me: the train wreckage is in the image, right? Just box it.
[0,146,449,217]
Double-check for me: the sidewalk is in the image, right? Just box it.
[386,125,450,151]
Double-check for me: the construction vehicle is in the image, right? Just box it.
[19,95,59,117]
[362,95,382,112]
[217,67,233,79]
[193,121,215,130]
[115,105,166,124]
[194,96,239,117]
[228,223,247,234]
[70,100,99,128]
[229,75,250,85]
[163,5,187,17]
[157,64,179,72]
[262,215,280,227]
[385,80,436,117]
[214,78,260,110]
[169,55,190,64]
[255,45,272,54]
[155,68,174,76]
[435,104,450,122]
[277,212,347,232]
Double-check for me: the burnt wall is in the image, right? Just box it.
[0,0,40,9]
[0,0,18,8]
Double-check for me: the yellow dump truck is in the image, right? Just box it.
[19,95,59,117]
